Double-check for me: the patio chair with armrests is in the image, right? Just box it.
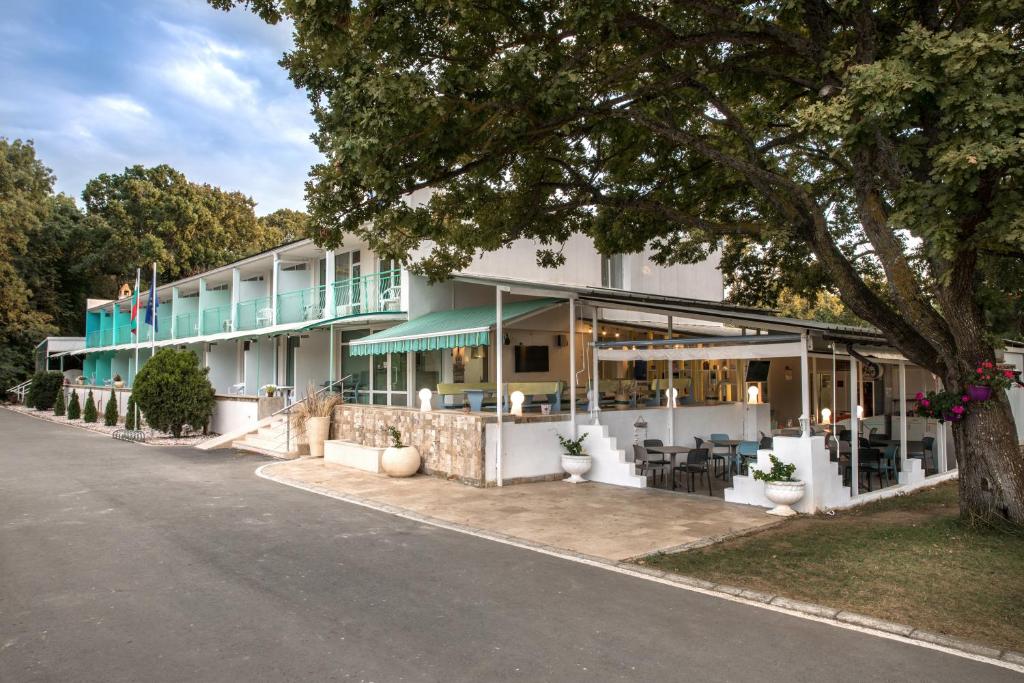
[708,433,731,478]
[673,448,712,495]
[632,444,671,488]
[736,441,759,475]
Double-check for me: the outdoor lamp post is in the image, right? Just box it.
[633,416,648,445]
[799,414,811,437]
[418,388,432,412]
[820,407,832,424]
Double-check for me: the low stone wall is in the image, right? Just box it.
[332,404,492,485]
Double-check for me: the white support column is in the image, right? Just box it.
[230,267,241,330]
[850,356,859,496]
[329,326,336,384]
[899,361,908,473]
[591,307,600,425]
[325,250,336,318]
[171,287,180,339]
[495,286,504,487]
[271,252,280,325]
[568,297,577,438]
[800,332,811,435]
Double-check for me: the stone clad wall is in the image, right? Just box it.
[332,404,490,485]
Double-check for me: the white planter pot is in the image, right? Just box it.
[113,381,124,389]
[764,480,806,516]
[382,445,421,477]
[561,454,593,484]
[305,416,331,458]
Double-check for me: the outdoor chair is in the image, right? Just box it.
[708,432,731,478]
[633,444,671,488]
[736,441,759,475]
[643,438,663,449]
[673,448,712,496]
[758,435,773,450]
[921,436,936,473]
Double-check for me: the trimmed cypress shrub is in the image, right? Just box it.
[104,391,119,426]
[67,390,81,420]
[124,394,137,430]
[53,386,66,416]
[133,348,214,437]
[83,390,98,423]
[25,371,64,411]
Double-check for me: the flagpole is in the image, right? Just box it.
[150,262,157,361]
[133,268,141,430]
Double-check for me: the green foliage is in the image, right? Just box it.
[82,390,97,423]
[557,433,588,457]
[258,208,311,244]
[132,348,215,437]
[25,371,64,411]
[104,391,119,426]
[53,385,65,416]
[66,390,81,420]
[385,425,403,449]
[752,455,798,483]
[124,394,137,430]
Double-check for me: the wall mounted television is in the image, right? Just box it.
[514,345,549,373]
[745,360,771,382]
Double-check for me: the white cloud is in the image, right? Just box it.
[156,21,258,111]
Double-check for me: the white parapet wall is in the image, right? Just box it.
[725,435,951,513]
[211,396,260,435]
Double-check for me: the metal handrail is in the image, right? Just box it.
[268,375,352,453]
[7,379,32,402]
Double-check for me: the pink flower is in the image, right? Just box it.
[984,361,993,368]
[921,399,930,407]
[915,392,924,400]
[962,395,970,402]
[977,368,984,374]
[951,405,965,415]
[1005,370,1015,378]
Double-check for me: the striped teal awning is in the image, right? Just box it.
[348,298,562,356]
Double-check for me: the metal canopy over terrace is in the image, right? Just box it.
[594,334,806,362]
[347,298,563,357]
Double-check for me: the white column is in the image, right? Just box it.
[568,297,577,438]
[171,287,180,339]
[800,332,811,435]
[197,277,207,337]
[495,286,504,487]
[899,360,908,473]
[230,267,241,330]
[325,250,336,318]
[271,252,280,325]
[591,307,600,424]
[850,356,859,496]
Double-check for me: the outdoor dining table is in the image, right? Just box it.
[707,439,743,480]
[645,445,691,490]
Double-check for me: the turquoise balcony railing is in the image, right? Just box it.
[156,314,173,341]
[86,330,102,348]
[202,304,233,335]
[174,312,200,339]
[332,269,402,318]
[277,285,326,325]
[236,296,273,331]
[99,328,113,346]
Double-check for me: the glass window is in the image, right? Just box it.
[415,350,442,392]
[390,351,408,394]
[341,330,370,403]
[601,254,624,289]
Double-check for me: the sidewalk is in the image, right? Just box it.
[259,458,777,561]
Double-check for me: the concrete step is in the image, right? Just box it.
[232,439,300,459]
[238,434,294,453]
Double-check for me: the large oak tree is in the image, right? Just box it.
[215,0,1024,523]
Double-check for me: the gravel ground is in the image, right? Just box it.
[3,404,215,447]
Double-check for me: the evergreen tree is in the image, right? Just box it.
[104,391,118,426]
[82,390,97,423]
[132,348,214,437]
[124,394,137,430]
[66,390,80,420]
[53,385,65,416]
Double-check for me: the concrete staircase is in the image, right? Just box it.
[231,415,304,459]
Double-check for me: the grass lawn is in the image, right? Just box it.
[642,481,1024,651]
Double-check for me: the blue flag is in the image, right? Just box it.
[144,264,158,332]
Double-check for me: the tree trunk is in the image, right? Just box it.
[950,391,1024,524]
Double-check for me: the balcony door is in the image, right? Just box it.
[334,250,362,315]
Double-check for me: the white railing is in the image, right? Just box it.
[7,379,32,403]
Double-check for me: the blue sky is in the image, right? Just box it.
[1,0,319,213]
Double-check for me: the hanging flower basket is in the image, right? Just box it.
[914,391,969,423]
[966,384,993,402]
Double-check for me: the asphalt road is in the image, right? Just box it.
[0,409,1017,682]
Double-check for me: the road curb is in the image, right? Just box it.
[255,462,1024,674]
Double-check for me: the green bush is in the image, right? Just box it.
[133,348,215,437]
[124,394,138,430]
[53,386,66,416]
[25,371,64,411]
[83,390,98,423]
[104,391,119,426]
[67,390,81,419]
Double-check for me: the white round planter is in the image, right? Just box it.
[382,445,421,477]
[305,416,331,458]
[561,454,593,484]
[113,381,124,389]
[764,480,806,516]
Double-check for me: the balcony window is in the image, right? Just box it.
[601,254,624,289]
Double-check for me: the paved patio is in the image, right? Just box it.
[259,458,779,561]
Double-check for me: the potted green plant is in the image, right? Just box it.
[557,432,591,483]
[112,373,124,389]
[752,454,804,516]
[381,425,420,477]
[293,383,340,458]
[262,384,277,398]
